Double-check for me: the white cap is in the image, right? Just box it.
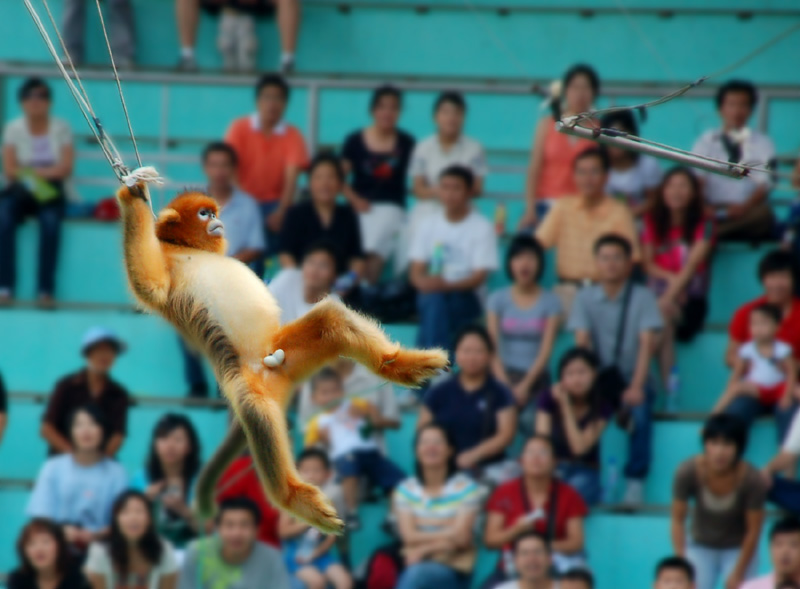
[81,326,127,356]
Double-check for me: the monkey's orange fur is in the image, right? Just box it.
[116,183,448,534]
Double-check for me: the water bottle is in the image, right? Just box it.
[429,243,444,276]
[603,457,619,504]
[296,528,320,562]
[666,367,680,412]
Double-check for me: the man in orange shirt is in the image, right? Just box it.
[225,74,309,257]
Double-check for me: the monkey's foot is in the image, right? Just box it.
[378,348,449,388]
[285,480,345,535]
[263,349,286,368]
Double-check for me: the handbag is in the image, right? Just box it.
[594,281,633,412]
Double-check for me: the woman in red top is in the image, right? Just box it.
[482,436,587,587]
[642,167,714,389]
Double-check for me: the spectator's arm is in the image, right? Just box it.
[785,356,797,403]
[105,433,124,457]
[395,507,457,547]
[725,337,742,368]
[521,118,549,226]
[663,238,712,303]
[158,573,178,589]
[629,330,655,391]
[278,253,298,269]
[40,422,72,454]
[738,183,769,214]
[340,158,369,212]
[416,404,433,430]
[278,165,301,215]
[278,511,308,539]
[730,509,765,587]
[443,269,489,292]
[642,242,676,283]
[472,176,485,198]
[412,175,438,201]
[551,516,584,555]
[574,329,591,350]
[519,315,559,391]
[2,144,20,181]
[559,398,608,457]
[232,249,263,265]
[484,511,530,549]
[635,186,658,218]
[0,411,7,446]
[310,534,338,561]
[36,144,74,181]
[409,261,444,294]
[459,407,516,466]
[487,310,510,385]
[534,410,552,436]
[670,499,689,556]
[87,572,107,589]
[367,401,399,430]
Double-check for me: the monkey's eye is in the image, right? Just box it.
[198,209,210,220]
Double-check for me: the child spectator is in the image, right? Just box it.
[602,111,662,217]
[654,557,696,589]
[561,568,595,589]
[8,519,90,589]
[0,77,74,307]
[483,436,588,584]
[85,491,179,588]
[341,85,415,285]
[487,236,560,414]
[409,166,498,354]
[27,405,128,556]
[714,304,795,415]
[642,167,714,388]
[304,368,405,531]
[519,64,599,228]
[131,414,201,550]
[41,327,129,456]
[279,449,352,589]
[742,517,800,589]
[418,326,517,483]
[535,348,613,505]
[270,241,339,325]
[492,532,558,589]
[179,498,291,589]
[671,415,765,589]
[394,423,482,589]
[62,0,134,67]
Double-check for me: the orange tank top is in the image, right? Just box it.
[535,117,595,200]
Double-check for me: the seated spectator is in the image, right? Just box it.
[568,234,663,505]
[692,80,776,242]
[279,154,365,294]
[270,241,338,326]
[41,327,129,456]
[518,64,599,228]
[726,250,800,441]
[131,413,201,550]
[85,491,179,588]
[62,0,134,67]
[341,85,415,285]
[602,111,661,217]
[224,74,309,251]
[714,304,795,415]
[535,348,613,506]
[27,405,128,555]
[642,167,713,388]
[671,415,765,589]
[305,367,404,530]
[536,148,640,312]
[487,236,560,413]
[409,166,498,354]
[0,77,74,306]
[279,449,352,589]
[393,423,482,589]
[493,532,558,589]
[0,370,7,446]
[654,556,696,589]
[741,517,800,589]
[418,326,517,482]
[178,497,291,589]
[8,519,90,589]
[483,436,588,584]
[560,568,595,589]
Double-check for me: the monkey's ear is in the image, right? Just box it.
[157,208,181,225]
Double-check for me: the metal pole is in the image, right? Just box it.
[556,122,747,179]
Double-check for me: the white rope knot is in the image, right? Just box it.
[122,166,165,188]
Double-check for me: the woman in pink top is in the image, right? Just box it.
[642,167,714,388]
[519,64,599,229]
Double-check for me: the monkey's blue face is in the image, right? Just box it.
[198,207,224,237]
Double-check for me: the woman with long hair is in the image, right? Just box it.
[393,423,483,589]
[642,167,714,387]
[85,491,179,589]
[131,414,201,549]
[8,519,89,589]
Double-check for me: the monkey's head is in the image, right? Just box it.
[156,192,227,254]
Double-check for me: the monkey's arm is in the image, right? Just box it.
[116,183,171,307]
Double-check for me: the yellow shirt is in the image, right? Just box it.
[536,195,640,282]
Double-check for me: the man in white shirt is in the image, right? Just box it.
[409,165,498,354]
[740,517,800,589]
[495,531,559,589]
[692,80,776,241]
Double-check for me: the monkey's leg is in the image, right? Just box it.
[193,417,247,520]
[268,296,448,387]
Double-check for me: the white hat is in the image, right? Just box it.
[81,326,127,356]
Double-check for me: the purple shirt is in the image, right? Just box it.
[741,574,774,589]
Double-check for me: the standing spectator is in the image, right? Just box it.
[41,327,129,456]
[270,240,339,325]
[224,74,309,252]
[560,569,595,589]
[85,491,179,589]
[535,348,613,506]
[518,64,600,228]
[483,436,588,584]
[0,78,74,307]
[341,85,415,285]
[179,498,291,589]
[726,250,800,441]
[642,167,713,388]
[654,557,696,589]
[409,166,498,354]
[741,517,800,589]
[8,519,90,589]
[0,370,7,446]
[671,415,766,589]
[536,148,640,312]
[393,423,483,589]
[131,414,201,550]
[27,405,128,555]
[62,0,134,67]
[487,236,560,415]
[602,111,662,217]
[279,154,365,284]
[692,80,776,241]
[418,326,517,482]
[568,234,663,505]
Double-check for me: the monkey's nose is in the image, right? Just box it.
[208,220,224,236]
